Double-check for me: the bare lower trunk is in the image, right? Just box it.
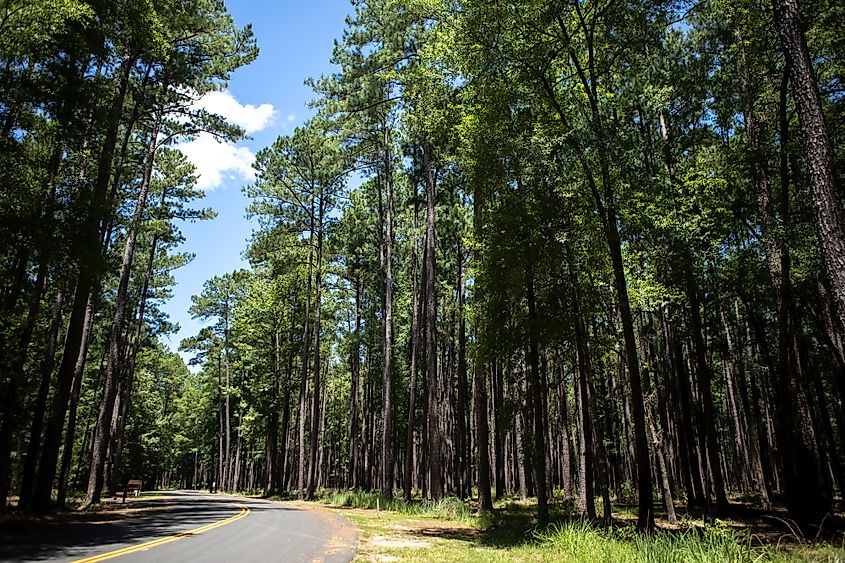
[423,145,442,500]
[380,150,395,497]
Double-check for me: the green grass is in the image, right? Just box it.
[317,489,473,520]
[533,520,844,562]
[308,492,845,562]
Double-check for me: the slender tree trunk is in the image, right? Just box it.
[298,195,316,499]
[266,329,281,496]
[473,176,493,514]
[0,259,48,509]
[404,238,419,501]
[108,231,160,495]
[493,359,505,499]
[350,277,361,490]
[456,243,470,499]
[279,350,293,492]
[306,189,325,500]
[567,252,595,519]
[381,146,395,497]
[525,264,548,524]
[423,145,442,500]
[558,363,574,501]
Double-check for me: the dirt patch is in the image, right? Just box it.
[371,535,430,549]
[0,503,173,528]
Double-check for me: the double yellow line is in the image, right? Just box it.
[72,504,250,562]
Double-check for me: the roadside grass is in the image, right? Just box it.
[317,489,473,521]
[308,491,845,562]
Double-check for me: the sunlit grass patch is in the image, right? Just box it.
[310,494,845,562]
[318,489,473,521]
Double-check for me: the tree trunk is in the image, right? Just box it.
[351,277,361,490]
[306,188,325,500]
[493,358,505,499]
[525,264,548,524]
[772,0,845,333]
[56,292,96,509]
[423,145,442,500]
[298,194,316,499]
[567,249,595,518]
[456,242,470,499]
[473,175,493,514]
[381,146,395,497]
[0,258,48,509]
[404,237,419,501]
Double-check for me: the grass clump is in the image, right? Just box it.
[534,520,845,562]
[318,489,472,520]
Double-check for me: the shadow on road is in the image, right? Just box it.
[0,493,293,562]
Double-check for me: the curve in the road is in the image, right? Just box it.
[71,503,250,563]
[0,492,358,563]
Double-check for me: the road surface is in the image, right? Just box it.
[0,491,357,562]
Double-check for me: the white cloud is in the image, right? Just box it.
[177,132,256,191]
[193,90,276,134]
[286,113,296,123]
[174,91,276,191]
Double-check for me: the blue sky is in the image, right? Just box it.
[160,0,353,362]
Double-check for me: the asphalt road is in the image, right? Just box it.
[0,491,357,562]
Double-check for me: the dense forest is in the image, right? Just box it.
[2,0,845,537]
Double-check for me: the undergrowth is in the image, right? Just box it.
[318,489,472,520]
[533,520,845,562]
[272,490,845,561]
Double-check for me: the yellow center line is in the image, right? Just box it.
[72,504,251,563]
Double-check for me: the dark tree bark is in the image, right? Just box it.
[0,258,48,509]
[18,289,64,508]
[56,291,95,509]
[525,264,548,524]
[404,236,419,501]
[772,0,845,334]
[473,175,493,514]
[456,242,470,500]
[266,328,281,496]
[423,145,442,500]
[279,350,294,492]
[351,276,362,490]
[567,251,594,519]
[306,188,325,500]
[297,195,316,499]
[380,148,395,497]
[493,358,505,499]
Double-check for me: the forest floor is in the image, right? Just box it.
[281,492,845,562]
[0,493,175,526]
